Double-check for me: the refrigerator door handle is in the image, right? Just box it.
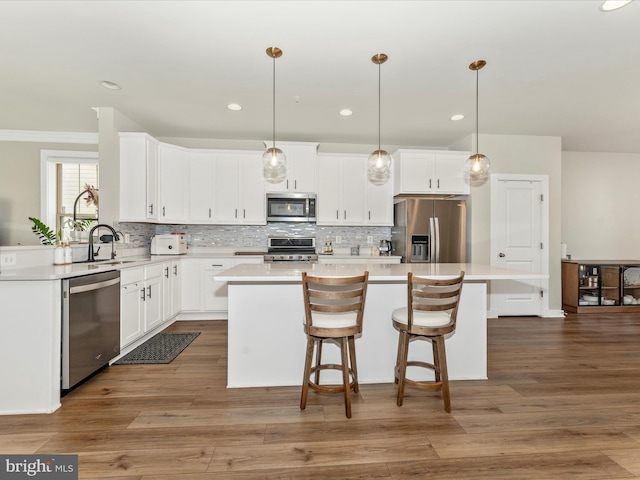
[429,217,436,262]
[434,216,441,262]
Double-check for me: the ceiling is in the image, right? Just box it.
[1,0,639,153]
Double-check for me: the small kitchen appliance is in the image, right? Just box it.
[150,233,188,255]
[379,239,392,256]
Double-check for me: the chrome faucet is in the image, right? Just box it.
[88,224,120,262]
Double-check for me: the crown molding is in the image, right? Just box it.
[0,129,98,144]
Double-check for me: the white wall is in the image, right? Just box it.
[452,134,563,314]
[562,151,640,259]
[98,108,146,227]
[0,141,98,246]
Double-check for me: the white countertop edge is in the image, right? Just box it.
[215,263,549,283]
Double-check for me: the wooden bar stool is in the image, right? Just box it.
[300,271,369,418]
[392,271,465,412]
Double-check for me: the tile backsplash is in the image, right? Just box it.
[116,222,391,250]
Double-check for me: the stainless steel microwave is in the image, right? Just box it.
[267,193,316,222]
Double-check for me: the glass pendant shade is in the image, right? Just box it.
[367,149,392,185]
[464,153,490,178]
[262,146,287,182]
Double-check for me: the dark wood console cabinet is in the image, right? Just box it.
[562,260,640,314]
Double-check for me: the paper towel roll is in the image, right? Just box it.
[561,242,567,259]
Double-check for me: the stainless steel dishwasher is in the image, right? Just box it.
[62,270,121,389]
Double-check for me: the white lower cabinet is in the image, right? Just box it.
[120,269,144,348]
[120,264,164,349]
[203,259,237,311]
[162,260,182,320]
[180,257,263,318]
[142,264,163,332]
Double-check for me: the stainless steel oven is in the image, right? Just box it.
[263,236,318,262]
[266,193,316,222]
[62,270,121,389]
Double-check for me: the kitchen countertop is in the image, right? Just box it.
[0,247,402,281]
[216,262,548,282]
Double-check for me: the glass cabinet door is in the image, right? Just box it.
[622,266,640,306]
[578,264,600,306]
[600,265,620,306]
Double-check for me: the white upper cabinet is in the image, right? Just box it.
[393,149,470,195]
[157,143,189,222]
[213,151,266,225]
[366,172,394,226]
[264,142,318,193]
[317,153,366,225]
[188,150,215,223]
[119,132,159,222]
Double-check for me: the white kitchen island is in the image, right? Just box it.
[216,263,547,388]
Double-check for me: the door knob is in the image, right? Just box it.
[499,252,506,257]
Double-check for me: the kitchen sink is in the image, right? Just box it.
[80,259,140,265]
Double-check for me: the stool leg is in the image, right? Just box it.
[347,335,359,393]
[434,335,451,412]
[396,330,410,407]
[432,339,441,383]
[300,335,315,411]
[394,327,402,384]
[314,339,323,385]
[341,336,352,418]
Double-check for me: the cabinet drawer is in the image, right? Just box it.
[203,258,236,271]
[145,263,163,279]
[120,267,144,284]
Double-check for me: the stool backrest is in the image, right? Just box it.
[301,271,369,336]
[407,271,465,330]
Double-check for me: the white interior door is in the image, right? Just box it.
[490,175,548,316]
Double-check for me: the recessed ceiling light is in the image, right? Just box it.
[451,114,465,121]
[600,0,633,11]
[339,109,353,116]
[227,103,242,111]
[100,80,121,90]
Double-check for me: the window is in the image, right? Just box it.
[57,163,99,234]
[40,150,99,241]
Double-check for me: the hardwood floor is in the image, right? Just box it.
[3,314,640,479]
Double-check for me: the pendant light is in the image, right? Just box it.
[464,59,490,178]
[368,53,392,185]
[263,47,286,183]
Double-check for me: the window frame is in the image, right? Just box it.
[40,150,99,234]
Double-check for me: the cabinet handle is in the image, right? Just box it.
[368,211,371,220]
[149,203,154,215]
[286,179,289,190]
[235,208,238,218]
[173,265,178,276]
[336,210,339,220]
[429,179,432,189]
[344,210,346,220]
[141,288,146,301]
[162,206,166,217]
[243,209,246,219]
[437,179,440,189]
[164,267,169,278]
[147,285,152,299]
[209,207,212,218]
[211,264,223,267]
[294,179,297,190]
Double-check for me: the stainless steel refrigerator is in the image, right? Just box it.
[391,196,468,263]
